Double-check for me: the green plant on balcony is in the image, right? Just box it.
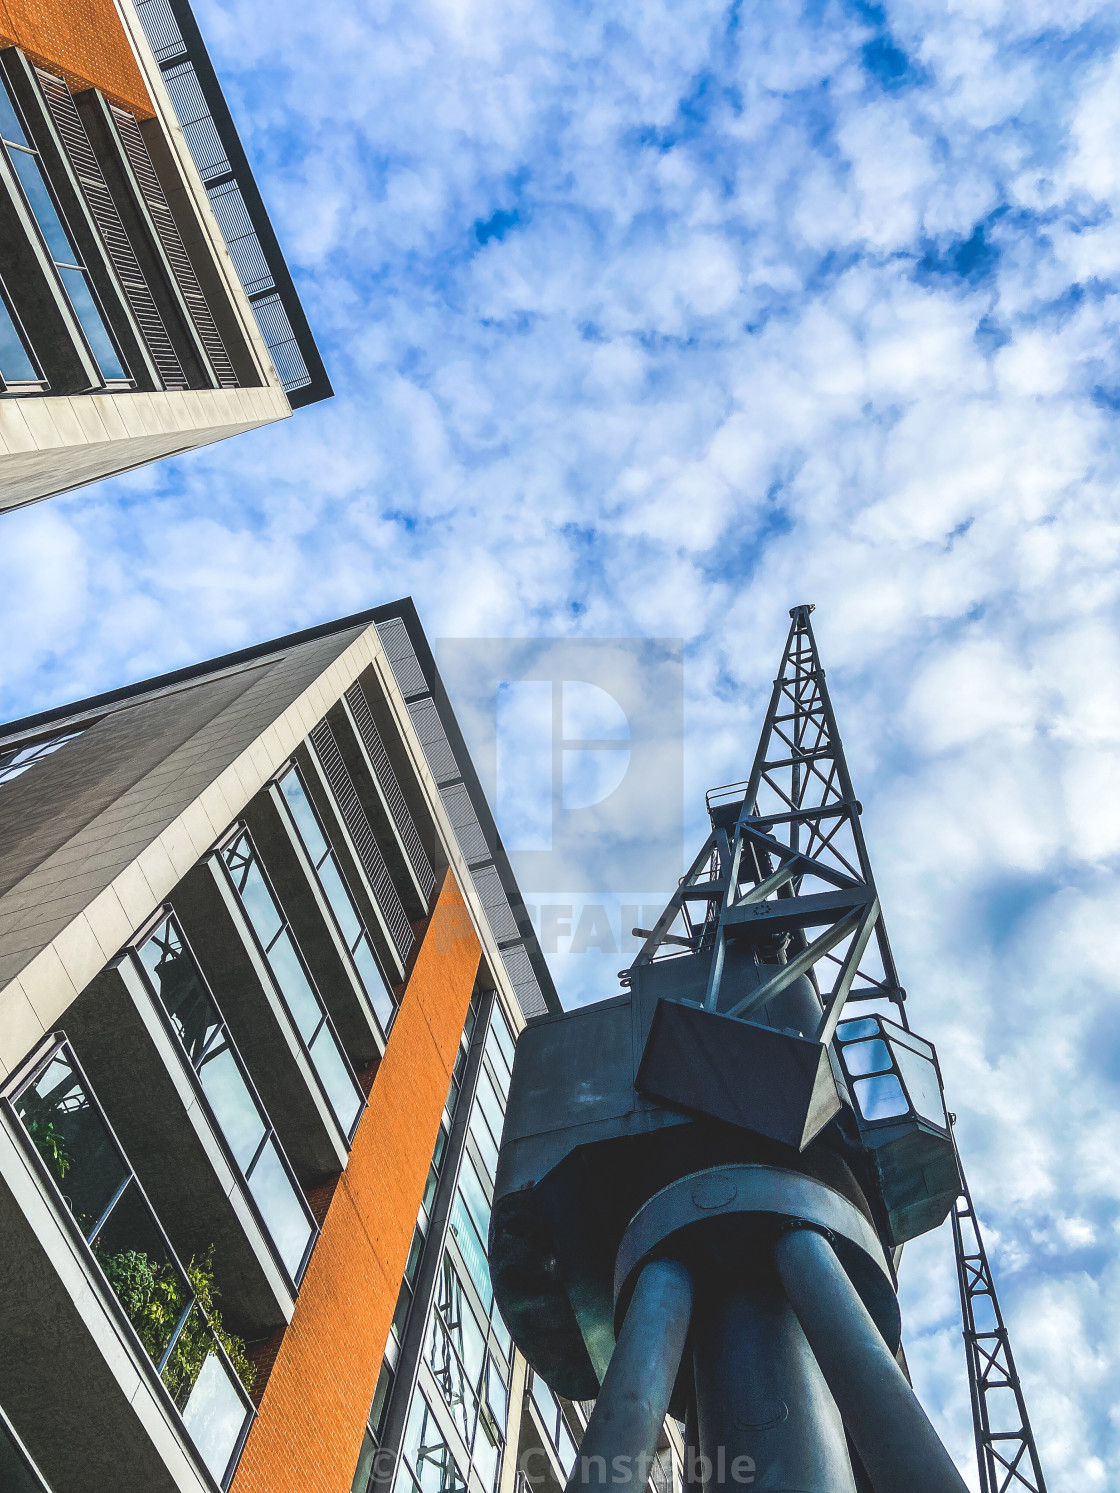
[17,1091,73,1181]
[97,1243,255,1399]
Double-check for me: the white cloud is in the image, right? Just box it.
[3,0,1120,1483]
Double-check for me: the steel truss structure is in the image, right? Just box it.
[951,1142,1047,1493]
[627,603,1047,1492]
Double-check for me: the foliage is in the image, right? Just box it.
[17,1092,73,1181]
[97,1243,255,1403]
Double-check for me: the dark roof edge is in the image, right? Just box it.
[167,0,333,408]
[373,599,563,1017]
[0,605,395,740]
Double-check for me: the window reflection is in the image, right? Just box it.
[222,830,363,1139]
[280,768,397,1035]
[9,1038,253,1485]
[0,72,127,383]
[138,914,316,1281]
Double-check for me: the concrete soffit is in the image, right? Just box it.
[0,620,526,1080]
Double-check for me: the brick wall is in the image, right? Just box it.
[230,868,482,1493]
[0,0,153,116]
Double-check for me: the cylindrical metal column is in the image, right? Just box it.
[566,1257,693,1493]
[692,1279,856,1492]
[774,1226,969,1493]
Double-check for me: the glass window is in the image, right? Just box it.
[885,1021,936,1060]
[281,770,330,863]
[836,1017,879,1043]
[472,1413,501,1492]
[11,1040,253,1483]
[841,1039,892,1077]
[222,830,364,1138]
[280,767,398,1037]
[891,1043,946,1128]
[399,1391,466,1493]
[852,1073,909,1122]
[475,1066,505,1146]
[450,1189,492,1312]
[484,1018,513,1097]
[457,1152,491,1249]
[0,280,37,384]
[468,1103,499,1178]
[488,1302,511,1361]
[229,846,283,948]
[198,1045,265,1169]
[267,929,322,1041]
[309,1022,363,1134]
[485,1354,508,1426]
[490,1004,515,1075]
[426,1254,508,1490]
[0,75,126,383]
[531,1371,557,1435]
[138,914,315,1283]
[245,1137,314,1279]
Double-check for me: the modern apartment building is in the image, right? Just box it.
[0,0,330,514]
[0,599,684,1493]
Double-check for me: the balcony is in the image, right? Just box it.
[171,835,358,1180]
[60,909,316,1334]
[0,1036,254,1491]
[238,769,392,1062]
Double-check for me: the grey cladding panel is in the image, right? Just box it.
[0,625,368,993]
[0,666,268,902]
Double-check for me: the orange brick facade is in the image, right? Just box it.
[0,0,153,115]
[230,868,483,1493]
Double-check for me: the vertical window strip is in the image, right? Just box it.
[109,103,238,387]
[0,69,127,383]
[278,765,398,1037]
[135,911,317,1284]
[221,828,364,1139]
[309,718,415,965]
[0,269,43,386]
[344,680,436,900]
[4,1037,255,1486]
[35,68,187,390]
[424,1251,509,1493]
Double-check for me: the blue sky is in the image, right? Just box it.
[3,0,1120,1483]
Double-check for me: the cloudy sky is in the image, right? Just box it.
[3,0,1120,1482]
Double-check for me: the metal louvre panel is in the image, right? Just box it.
[36,69,188,390]
[376,618,428,698]
[500,942,549,1020]
[135,0,187,63]
[250,290,311,393]
[309,718,415,965]
[406,698,459,785]
[345,681,436,899]
[469,863,520,944]
[438,783,489,867]
[110,104,238,388]
[161,61,230,180]
[206,179,272,293]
